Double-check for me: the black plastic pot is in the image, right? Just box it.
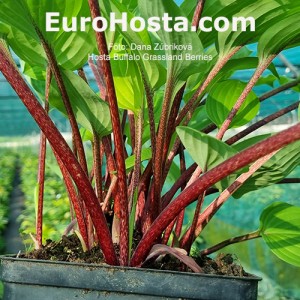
[0,256,261,299]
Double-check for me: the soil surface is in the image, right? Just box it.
[20,235,249,277]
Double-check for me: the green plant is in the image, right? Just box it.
[0,150,17,253]
[18,151,71,247]
[0,0,300,271]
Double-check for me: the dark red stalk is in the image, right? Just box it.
[200,231,261,256]
[93,132,103,204]
[88,58,107,100]
[130,123,300,266]
[78,68,88,83]
[162,87,186,177]
[36,28,89,177]
[52,150,89,249]
[173,210,185,246]
[129,111,143,211]
[162,163,197,208]
[141,71,156,155]
[0,47,118,266]
[162,218,176,245]
[278,178,300,184]
[36,68,51,249]
[176,46,242,127]
[88,0,129,265]
[216,55,277,140]
[128,111,136,152]
[259,78,300,102]
[184,192,206,254]
[226,101,299,145]
[152,79,174,220]
[192,0,206,26]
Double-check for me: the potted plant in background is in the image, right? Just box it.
[0,0,300,299]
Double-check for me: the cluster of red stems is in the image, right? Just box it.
[0,0,300,268]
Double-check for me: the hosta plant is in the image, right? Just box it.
[0,0,300,272]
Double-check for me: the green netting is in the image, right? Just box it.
[0,77,69,136]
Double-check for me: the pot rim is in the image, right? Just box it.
[0,254,262,281]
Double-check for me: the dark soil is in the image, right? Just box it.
[20,235,249,277]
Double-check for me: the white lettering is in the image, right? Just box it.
[148,17,161,32]
[174,17,189,32]
[110,12,127,31]
[62,17,77,32]
[232,17,256,32]
[92,16,108,32]
[46,12,60,32]
[199,17,212,32]
[130,17,146,32]
[214,17,230,32]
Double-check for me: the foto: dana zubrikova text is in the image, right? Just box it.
[88,53,213,61]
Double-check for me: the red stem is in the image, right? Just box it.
[36,68,51,249]
[192,0,206,26]
[93,132,103,204]
[226,101,299,145]
[53,150,89,249]
[216,55,276,140]
[176,46,242,127]
[130,123,300,266]
[36,28,89,177]
[88,0,129,266]
[0,46,118,266]
[200,231,261,256]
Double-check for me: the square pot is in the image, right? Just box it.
[0,256,261,299]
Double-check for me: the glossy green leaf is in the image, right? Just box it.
[186,57,278,101]
[100,0,166,91]
[110,49,144,114]
[232,134,272,152]
[176,126,237,171]
[234,140,300,198]
[80,128,94,142]
[206,80,260,128]
[216,0,296,56]
[260,202,300,267]
[139,0,204,98]
[125,148,152,172]
[0,0,95,69]
[189,106,212,132]
[50,70,112,137]
[258,8,300,60]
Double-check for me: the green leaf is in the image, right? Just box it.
[232,134,272,152]
[110,48,144,114]
[189,106,212,132]
[217,0,289,55]
[234,140,300,198]
[125,148,152,172]
[260,201,300,267]
[139,0,204,97]
[80,128,94,142]
[258,8,300,60]
[186,56,278,101]
[206,80,260,128]
[20,60,47,81]
[100,0,166,91]
[0,0,95,69]
[176,126,237,171]
[50,70,112,138]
